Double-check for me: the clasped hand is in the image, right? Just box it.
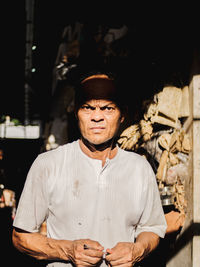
[68,239,104,267]
[68,240,144,267]
[105,242,144,267]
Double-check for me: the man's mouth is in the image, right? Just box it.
[90,127,105,132]
[90,127,105,129]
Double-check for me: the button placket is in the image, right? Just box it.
[98,159,109,188]
[98,171,106,188]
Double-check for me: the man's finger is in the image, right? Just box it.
[84,249,104,258]
[106,252,123,262]
[107,262,134,267]
[76,255,102,266]
[107,255,133,266]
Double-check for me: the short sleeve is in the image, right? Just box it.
[13,154,49,232]
[135,161,167,239]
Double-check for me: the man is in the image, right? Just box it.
[12,71,167,266]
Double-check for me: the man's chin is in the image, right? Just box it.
[81,136,115,151]
[87,138,108,146]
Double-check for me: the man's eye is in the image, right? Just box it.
[81,106,95,111]
[82,106,91,110]
[101,106,114,111]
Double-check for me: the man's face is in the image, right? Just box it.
[77,99,124,145]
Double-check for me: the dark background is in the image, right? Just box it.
[1,1,199,125]
[0,2,199,266]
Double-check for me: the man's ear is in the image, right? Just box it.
[74,109,78,120]
[120,116,124,123]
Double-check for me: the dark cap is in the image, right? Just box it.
[74,73,127,114]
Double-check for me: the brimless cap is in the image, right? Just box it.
[74,74,126,113]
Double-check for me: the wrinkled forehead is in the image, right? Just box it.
[82,99,117,107]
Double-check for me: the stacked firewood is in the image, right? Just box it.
[118,86,191,215]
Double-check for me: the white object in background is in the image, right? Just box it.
[5,125,25,138]
[2,125,40,139]
[25,125,40,139]
[0,124,5,138]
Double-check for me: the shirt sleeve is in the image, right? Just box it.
[13,154,49,232]
[135,160,167,239]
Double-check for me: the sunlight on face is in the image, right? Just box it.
[77,99,124,145]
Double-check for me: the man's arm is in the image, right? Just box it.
[105,232,159,267]
[12,227,72,260]
[12,228,104,265]
[134,231,160,259]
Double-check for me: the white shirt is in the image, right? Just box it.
[13,140,167,266]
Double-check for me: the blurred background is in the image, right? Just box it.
[0,1,199,266]
[1,1,199,125]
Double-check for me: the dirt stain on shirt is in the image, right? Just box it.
[72,180,80,197]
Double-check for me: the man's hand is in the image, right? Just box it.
[165,211,185,234]
[68,239,104,267]
[105,242,144,267]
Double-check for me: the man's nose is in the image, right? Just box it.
[91,109,104,122]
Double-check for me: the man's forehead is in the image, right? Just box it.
[84,99,116,106]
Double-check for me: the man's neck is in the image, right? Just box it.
[79,138,118,166]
